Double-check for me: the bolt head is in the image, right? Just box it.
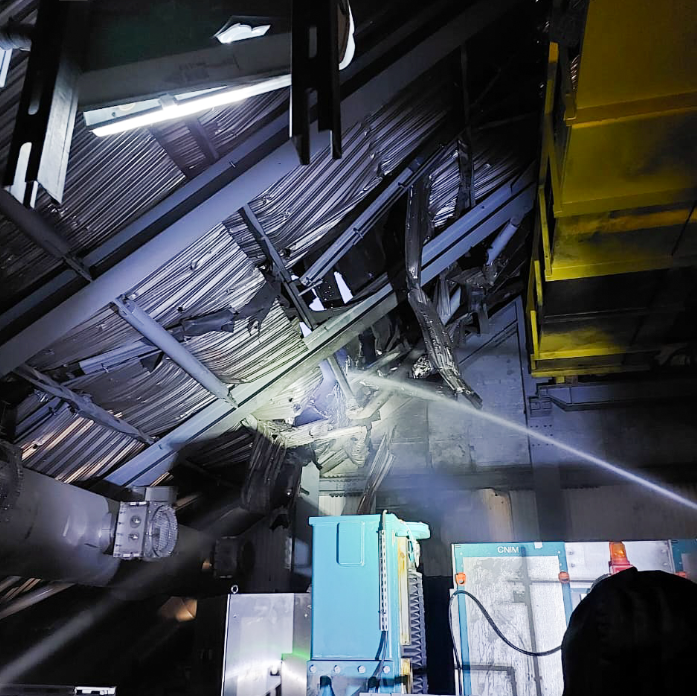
[358,666,366,674]
[309,665,317,674]
[333,665,341,674]
[382,666,391,674]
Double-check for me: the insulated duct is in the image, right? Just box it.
[0,22,32,51]
[0,453,121,586]
[0,443,214,589]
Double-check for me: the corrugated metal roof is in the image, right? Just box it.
[149,90,289,177]
[199,90,289,159]
[0,40,285,308]
[429,119,536,230]
[0,48,185,305]
[44,120,185,256]
[15,393,145,483]
[28,223,263,371]
[222,70,454,267]
[1,21,518,498]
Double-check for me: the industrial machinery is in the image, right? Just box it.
[191,513,697,696]
[451,539,697,696]
[308,513,431,696]
[192,512,431,696]
[527,0,697,377]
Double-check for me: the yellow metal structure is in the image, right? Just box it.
[528,0,697,377]
[549,0,697,217]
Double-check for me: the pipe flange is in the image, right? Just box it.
[144,504,178,560]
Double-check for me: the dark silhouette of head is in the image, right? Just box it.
[562,568,697,696]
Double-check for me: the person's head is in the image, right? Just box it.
[562,568,697,696]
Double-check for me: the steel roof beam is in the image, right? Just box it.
[14,364,155,444]
[241,205,355,401]
[0,0,522,377]
[112,297,237,406]
[0,189,91,280]
[300,130,457,287]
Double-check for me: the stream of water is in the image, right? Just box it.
[361,373,697,512]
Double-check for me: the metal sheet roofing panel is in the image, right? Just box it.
[428,120,536,231]
[199,89,289,158]
[66,361,215,437]
[27,224,264,371]
[222,70,454,267]
[15,394,145,483]
[41,119,185,257]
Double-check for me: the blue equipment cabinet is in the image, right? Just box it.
[307,513,430,696]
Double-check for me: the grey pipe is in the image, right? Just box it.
[0,467,121,586]
[0,461,217,590]
[113,297,237,406]
[485,215,522,267]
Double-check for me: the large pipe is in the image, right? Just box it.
[0,451,218,588]
[0,466,121,585]
[0,454,258,591]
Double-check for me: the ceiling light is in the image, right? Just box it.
[90,75,291,137]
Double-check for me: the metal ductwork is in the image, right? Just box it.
[0,21,32,51]
[0,443,121,586]
[0,441,267,596]
[0,442,201,588]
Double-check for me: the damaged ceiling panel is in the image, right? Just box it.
[1,1,538,503]
[26,223,264,372]
[14,292,321,480]
[429,120,536,229]
[46,120,185,256]
[198,89,290,160]
[65,362,215,437]
[223,69,454,267]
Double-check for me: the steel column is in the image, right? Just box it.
[514,296,568,540]
[0,0,522,376]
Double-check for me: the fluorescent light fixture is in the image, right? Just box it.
[88,8,355,138]
[216,23,271,44]
[90,75,291,137]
